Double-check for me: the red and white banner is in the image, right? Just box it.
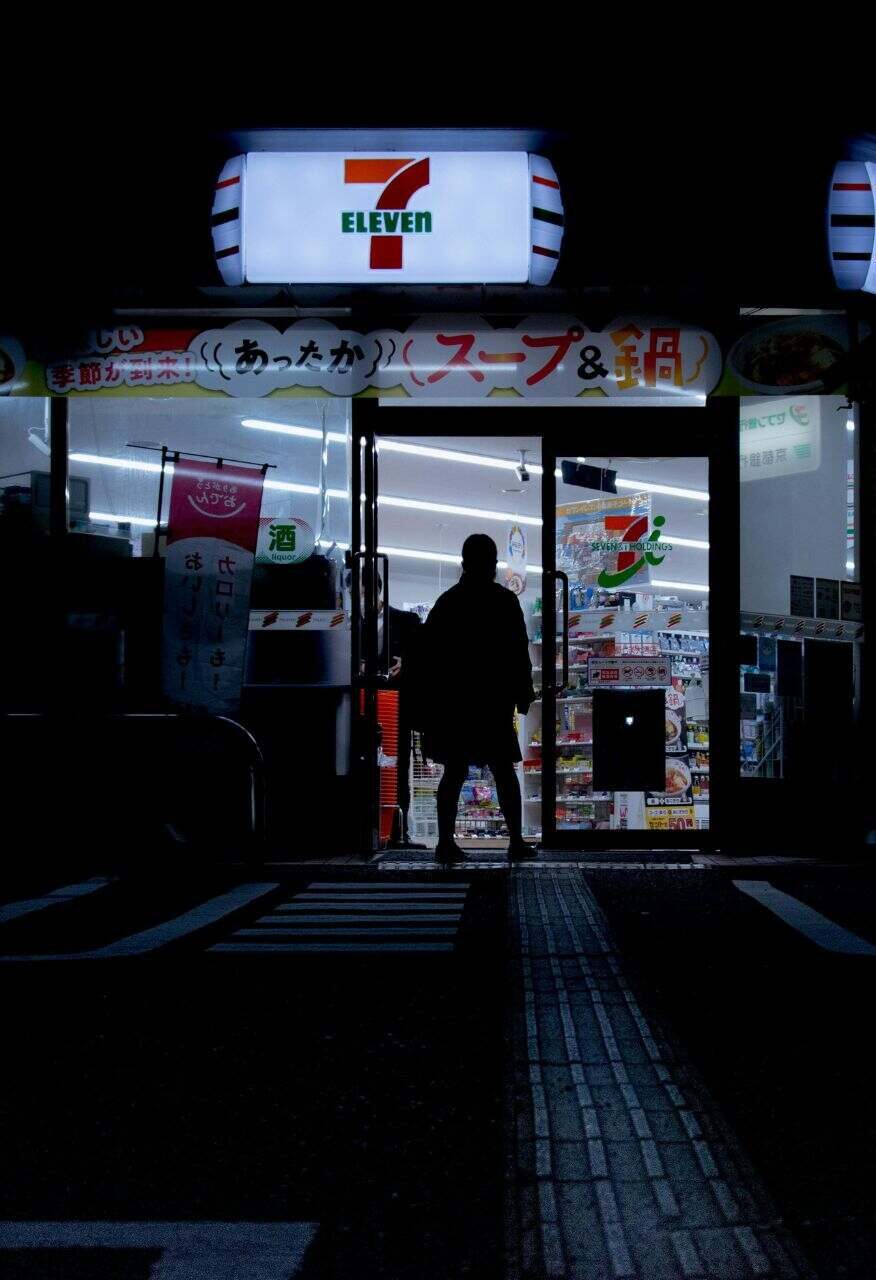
[162,458,265,715]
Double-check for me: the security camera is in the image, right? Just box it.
[516,449,530,483]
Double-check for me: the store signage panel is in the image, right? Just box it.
[840,581,862,623]
[815,577,840,620]
[213,152,562,285]
[740,399,821,480]
[255,516,315,566]
[789,575,815,618]
[41,317,722,401]
[587,657,671,687]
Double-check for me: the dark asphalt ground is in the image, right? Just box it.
[584,864,876,1280]
[0,868,508,1279]
[3,860,876,1278]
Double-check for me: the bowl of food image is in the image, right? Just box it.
[727,316,848,394]
[665,711,682,745]
[663,759,692,796]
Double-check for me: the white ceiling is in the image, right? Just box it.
[0,398,710,592]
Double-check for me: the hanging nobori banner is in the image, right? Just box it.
[33,316,722,401]
[162,458,265,715]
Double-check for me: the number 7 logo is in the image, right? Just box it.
[344,157,431,269]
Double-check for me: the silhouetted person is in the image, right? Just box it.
[413,534,536,863]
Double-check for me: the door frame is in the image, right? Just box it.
[351,397,739,853]
[542,405,738,850]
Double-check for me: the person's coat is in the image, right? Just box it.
[403,577,534,766]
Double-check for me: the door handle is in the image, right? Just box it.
[377,554,390,677]
[555,569,570,693]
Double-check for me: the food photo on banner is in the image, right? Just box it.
[162,457,266,715]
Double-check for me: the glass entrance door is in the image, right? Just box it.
[354,400,736,856]
[542,415,730,849]
[353,401,544,857]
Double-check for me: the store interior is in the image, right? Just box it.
[374,429,710,844]
[0,400,717,846]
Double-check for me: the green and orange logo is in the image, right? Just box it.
[341,158,432,269]
[594,514,671,589]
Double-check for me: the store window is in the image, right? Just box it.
[65,398,353,709]
[739,395,859,778]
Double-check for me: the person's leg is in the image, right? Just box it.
[436,761,468,846]
[489,758,523,844]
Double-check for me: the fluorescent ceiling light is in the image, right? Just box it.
[378,438,523,471]
[614,479,710,502]
[379,545,542,573]
[651,579,710,593]
[378,494,541,526]
[242,418,348,444]
[71,452,164,474]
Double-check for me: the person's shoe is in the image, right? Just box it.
[507,840,538,862]
[435,840,468,863]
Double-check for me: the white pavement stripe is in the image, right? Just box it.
[208,941,455,953]
[594,1180,636,1277]
[734,1225,773,1276]
[233,927,459,937]
[310,881,468,889]
[275,902,463,913]
[654,1179,680,1216]
[0,878,115,924]
[671,1230,706,1276]
[0,884,279,962]
[712,1179,740,1222]
[254,914,462,924]
[0,1221,317,1279]
[734,879,876,955]
[693,1140,720,1179]
[640,1139,664,1178]
[537,1182,565,1278]
[290,896,468,906]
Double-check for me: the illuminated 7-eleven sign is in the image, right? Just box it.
[342,158,431,270]
[213,151,562,285]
